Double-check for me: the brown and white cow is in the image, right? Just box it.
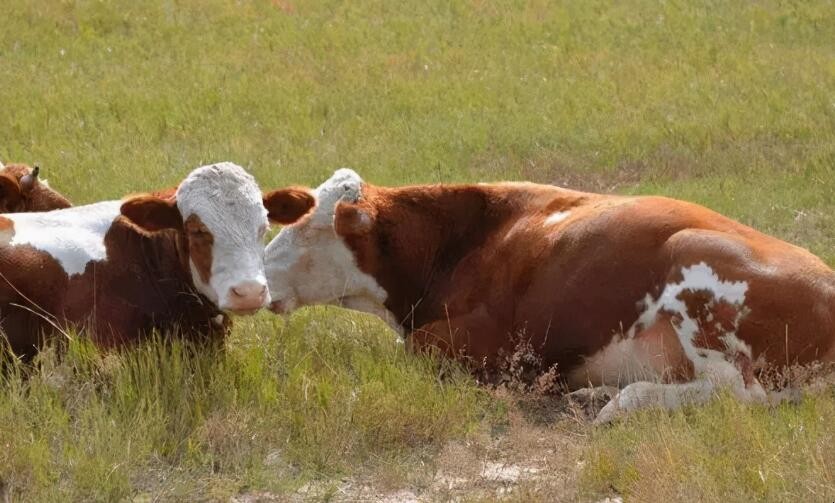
[264,169,835,422]
[0,162,72,213]
[0,162,314,357]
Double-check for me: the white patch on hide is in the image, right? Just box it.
[566,335,663,388]
[6,201,121,276]
[544,211,571,225]
[592,262,766,423]
[628,261,750,364]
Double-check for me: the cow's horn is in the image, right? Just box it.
[20,165,39,192]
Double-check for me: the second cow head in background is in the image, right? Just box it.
[0,162,72,213]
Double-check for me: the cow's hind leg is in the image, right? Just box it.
[594,352,767,424]
[592,313,769,424]
[594,249,771,424]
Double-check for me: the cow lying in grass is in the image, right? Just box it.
[0,162,314,357]
[0,162,72,213]
[264,169,835,423]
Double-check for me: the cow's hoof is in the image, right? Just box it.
[592,397,622,425]
[566,385,618,421]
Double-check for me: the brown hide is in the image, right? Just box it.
[0,215,226,357]
[334,182,835,380]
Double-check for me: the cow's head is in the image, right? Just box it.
[264,168,389,316]
[120,162,315,314]
[0,164,72,212]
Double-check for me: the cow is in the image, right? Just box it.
[263,168,835,423]
[0,163,72,213]
[0,162,314,357]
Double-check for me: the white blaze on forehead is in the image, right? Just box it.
[544,211,571,225]
[6,201,122,275]
[175,162,267,237]
[175,162,269,305]
[265,168,390,316]
[309,168,364,226]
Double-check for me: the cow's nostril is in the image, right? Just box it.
[230,283,267,299]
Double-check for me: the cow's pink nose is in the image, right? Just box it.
[226,281,268,314]
[231,283,267,299]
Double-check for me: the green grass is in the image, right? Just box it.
[582,392,835,502]
[0,311,488,501]
[1,0,834,500]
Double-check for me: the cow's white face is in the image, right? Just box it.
[264,168,388,315]
[121,162,274,314]
[174,163,272,313]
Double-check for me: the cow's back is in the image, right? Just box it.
[455,193,835,372]
[0,203,121,354]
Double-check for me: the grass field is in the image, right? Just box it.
[1,0,834,501]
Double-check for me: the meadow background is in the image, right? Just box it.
[1,0,834,501]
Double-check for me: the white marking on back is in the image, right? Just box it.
[544,211,571,225]
[5,201,121,276]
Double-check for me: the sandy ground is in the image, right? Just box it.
[232,389,619,503]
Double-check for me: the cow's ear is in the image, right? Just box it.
[335,202,374,236]
[0,173,23,209]
[263,187,315,225]
[120,195,183,232]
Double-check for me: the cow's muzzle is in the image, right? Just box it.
[223,280,269,315]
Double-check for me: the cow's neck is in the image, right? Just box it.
[357,184,522,330]
[93,218,221,343]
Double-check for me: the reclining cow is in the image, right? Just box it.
[0,162,314,357]
[263,169,835,423]
[0,162,72,213]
